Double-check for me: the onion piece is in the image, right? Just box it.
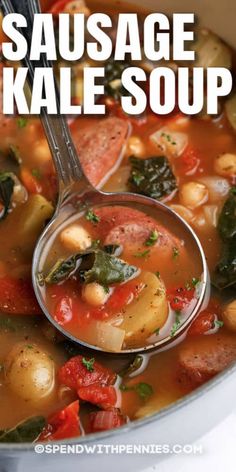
[170,204,194,223]
[203,205,219,228]
[189,29,232,69]
[150,126,188,157]
[84,321,126,352]
[198,176,230,203]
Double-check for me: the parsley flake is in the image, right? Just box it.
[145,230,159,247]
[170,311,182,337]
[82,357,95,372]
[17,117,28,129]
[134,249,150,258]
[214,320,224,329]
[120,382,153,401]
[85,210,100,224]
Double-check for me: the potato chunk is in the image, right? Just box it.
[120,272,168,347]
[5,343,55,403]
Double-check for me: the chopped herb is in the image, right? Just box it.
[85,209,100,224]
[155,271,160,279]
[170,311,182,337]
[191,277,200,287]
[135,382,153,400]
[129,156,177,200]
[214,320,224,329]
[134,249,150,258]
[31,168,42,179]
[185,277,200,290]
[0,172,14,220]
[17,117,27,129]
[82,357,95,372]
[145,230,159,247]
[161,132,176,146]
[120,382,153,401]
[172,247,179,259]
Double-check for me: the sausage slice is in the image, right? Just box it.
[178,334,236,386]
[72,117,129,187]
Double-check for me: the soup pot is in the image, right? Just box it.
[0,1,236,471]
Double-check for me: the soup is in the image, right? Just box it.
[0,0,235,441]
[40,203,203,351]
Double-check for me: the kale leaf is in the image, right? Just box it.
[218,186,236,241]
[0,172,14,220]
[44,255,81,284]
[45,249,138,286]
[128,156,177,199]
[213,187,236,290]
[0,416,45,443]
[104,59,130,100]
[213,237,236,289]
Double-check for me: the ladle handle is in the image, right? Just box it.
[0,0,92,193]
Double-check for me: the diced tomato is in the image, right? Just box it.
[0,276,41,315]
[54,296,73,325]
[168,287,195,312]
[58,355,117,391]
[180,145,200,176]
[78,384,117,409]
[20,168,43,195]
[39,401,80,441]
[89,409,126,433]
[188,310,216,336]
[106,282,144,311]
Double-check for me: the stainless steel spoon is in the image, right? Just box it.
[0,0,210,354]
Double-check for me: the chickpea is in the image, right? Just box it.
[125,136,145,157]
[33,139,51,165]
[222,300,236,332]
[214,153,236,177]
[170,204,194,223]
[60,224,92,252]
[5,343,55,402]
[82,282,111,307]
[179,181,208,210]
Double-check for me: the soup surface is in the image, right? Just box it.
[0,0,236,442]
